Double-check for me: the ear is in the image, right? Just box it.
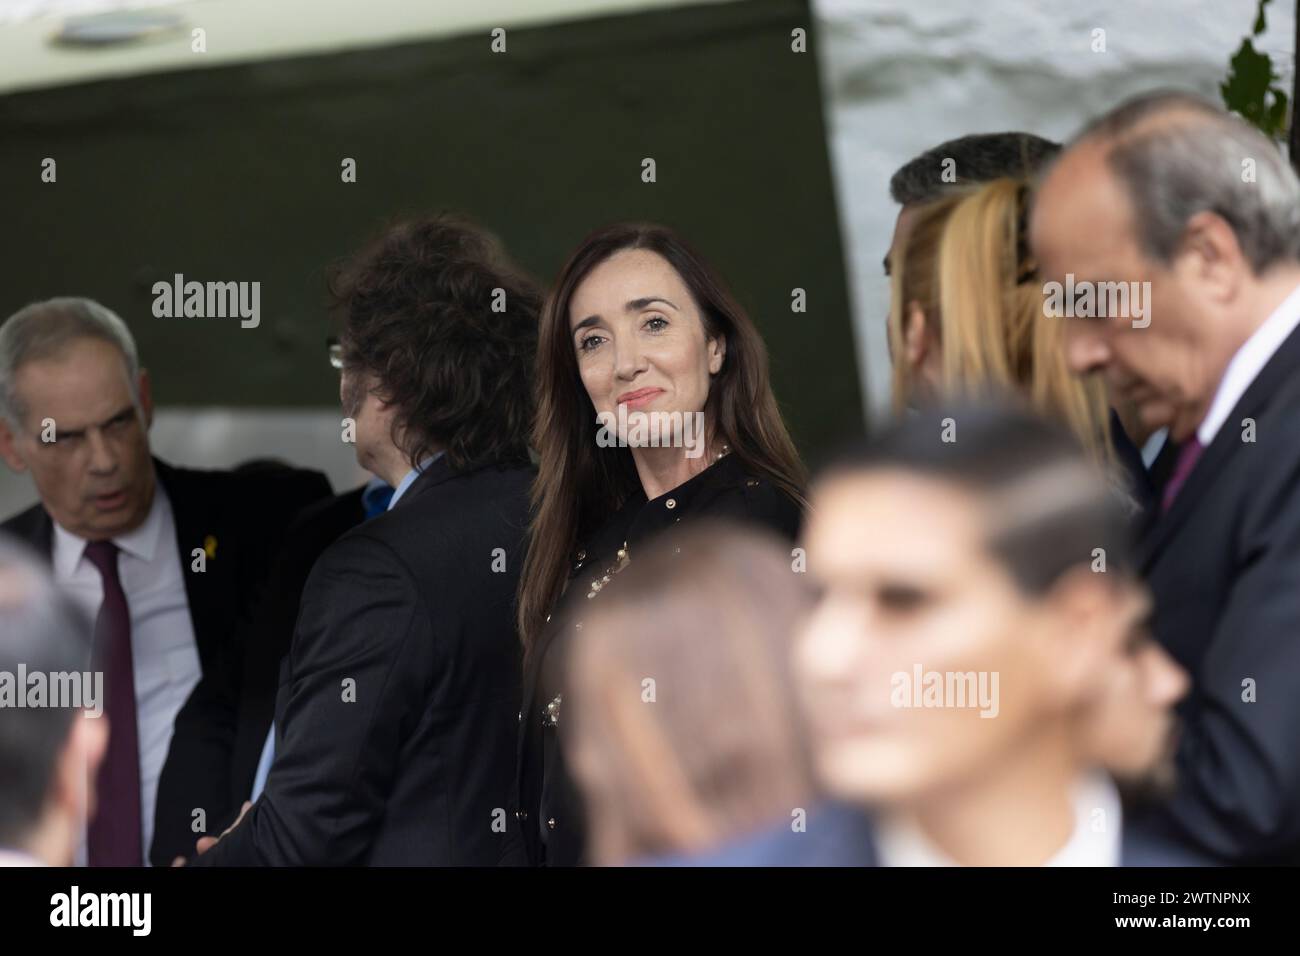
[1177,210,1244,304]
[707,333,726,375]
[903,301,931,370]
[0,417,28,473]
[1035,568,1138,705]
[137,368,154,429]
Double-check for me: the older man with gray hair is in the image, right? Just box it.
[0,298,330,865]
[1031,90,1300,864]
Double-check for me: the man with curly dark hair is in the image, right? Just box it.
[189,213,540,866]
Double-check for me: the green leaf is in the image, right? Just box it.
[1221,35,1289,140]
[1252,0,1271,35]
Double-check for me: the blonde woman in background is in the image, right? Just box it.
[887,178,1148,507]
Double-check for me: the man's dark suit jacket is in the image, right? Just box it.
[0,458,332,857]
[150,485,367,865]
[653,800,1213,867]
[192,457,533,866]
[1137,321,1300,864]
[1109,409,1156,516]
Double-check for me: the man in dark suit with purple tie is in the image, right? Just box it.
[1032,90,1300,864]
[0,297,331,866]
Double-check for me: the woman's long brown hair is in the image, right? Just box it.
[517,223,808,651]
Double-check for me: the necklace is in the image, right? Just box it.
[585,443,730,599]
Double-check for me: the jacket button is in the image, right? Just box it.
[746,479,759,487]
[576,549,586,561]
[547,818,557,830]
[516,810,528,821]
[665,498,677,510]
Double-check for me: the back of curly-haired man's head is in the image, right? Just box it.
[329,213,542,472]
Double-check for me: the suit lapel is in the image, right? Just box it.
[1139,322,1300,570]
[1146,431,1181,494]
[154,459,228,663]
[1138,427,1235,568]
[20,507,55,560]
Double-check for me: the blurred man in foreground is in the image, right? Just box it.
[658,404,1196,866]
[0,538,107,867]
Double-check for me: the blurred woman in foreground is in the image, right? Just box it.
[564,522,815,865]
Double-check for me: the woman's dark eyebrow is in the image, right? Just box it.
[626,296,678,312]
[573,296,679,333]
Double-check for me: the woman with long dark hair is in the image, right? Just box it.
[514,222,806,865]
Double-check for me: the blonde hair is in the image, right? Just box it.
[889,179,1114,468]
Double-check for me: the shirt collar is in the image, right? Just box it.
[622,450,744,516]
[51,470,169,574]
[387,452,444,511]
[360,475,393,514]
[1198,282,1300,446]
[0,849,45,867]
[874,771,1122,867]
[576,452,745,563]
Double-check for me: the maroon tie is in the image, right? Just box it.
[1160,436,1205,514]
[83,540,143,866]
